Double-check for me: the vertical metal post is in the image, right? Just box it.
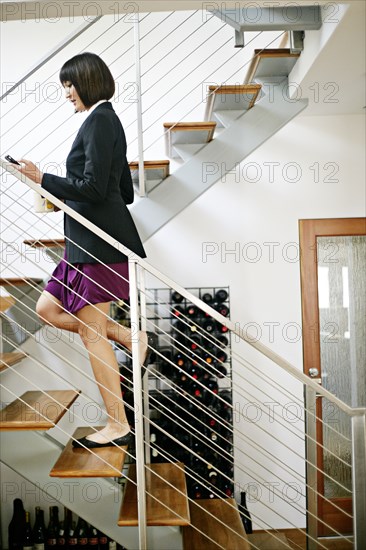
[134,14,146,197]
[128,259,147,549]
[138,268,151,463]
[305,386,318,550]
[351,413,366,549]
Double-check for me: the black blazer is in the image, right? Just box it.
[42,102,146,264]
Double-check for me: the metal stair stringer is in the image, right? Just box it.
[0,430,183,550]
[131,78,308,242]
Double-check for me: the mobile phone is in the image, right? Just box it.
[5,155,21,166]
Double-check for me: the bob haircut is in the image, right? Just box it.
[59,52,115,108]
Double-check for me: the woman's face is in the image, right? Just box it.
[63,82,87,113]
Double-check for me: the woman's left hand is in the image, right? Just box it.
[17,159,44,184]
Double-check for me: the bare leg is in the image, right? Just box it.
[36,291,148,359]
[76,301,129,443]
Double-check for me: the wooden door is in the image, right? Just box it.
[299,218,366,537]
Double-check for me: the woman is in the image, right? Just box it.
[17,52,150,448]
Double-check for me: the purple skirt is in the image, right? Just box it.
[45,256,129,314]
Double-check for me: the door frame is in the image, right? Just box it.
[299,217,366,538]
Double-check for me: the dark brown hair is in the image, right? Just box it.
[60,52,115,107]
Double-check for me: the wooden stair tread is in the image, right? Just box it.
[129,160,170,183]
[118,462,190,526]
[163,121,216,132]
[205,84,262,122]
[208,84,262,94]
[247,531,290,549]
[0,277,44,287]
[23,239,65,248]
[245,48,300,83]
[252,48,300,59]
[50,426,128,478]
[183,498,250,550]
[129,160,170,169]
[0,352,27,372]
[0,296,15,311]
[0,390,80,430]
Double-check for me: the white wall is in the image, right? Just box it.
[142,112,366,528]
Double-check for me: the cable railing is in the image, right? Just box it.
[1,8,365,549]
[1,166,364,549]
[0,9,286,203]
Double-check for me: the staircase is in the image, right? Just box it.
[1,5,365,550]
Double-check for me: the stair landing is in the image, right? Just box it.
[50,426,128,478]
[183,498,250,550]
[0,390,80,430]
[118,462,190,526]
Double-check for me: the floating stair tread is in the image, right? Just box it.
[183,498,250,550]
[0,390,80,431]
[0,277,44,287]
[208,84,262,95]
[50,426,128,478]
[164,121,216,133]
[164,122,217,158]
[0,352,27,372]
[129,160,170,182]
[129,160,170,170]
[245,48,300,82]
[0,296,15,311]
[118,462,190,526]
[205,84,262,121]
[23,239,65,248]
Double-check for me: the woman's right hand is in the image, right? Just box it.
[17,159,44,184]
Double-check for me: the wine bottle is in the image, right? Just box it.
[98,530,109,550]
[214,289,228,303]
[214,303,230,317]
[46,506,59,549]
[171,291,184,303]
[202,318,215,333]
[173,352,186,368]
[186,304,200,318]
[190,482,208,500]
[202,377,219,405]
[220,480,234,498]
[88,525,99,548]
[216,321,229,334]
[239,491,253,534]
[211,360,228,379]
[65,509,77,547]
[215,334,229,347]
[74,516,89,548]
[33,507,46,550]
[57,507,66,548]
[186,361,203,380]
[201,292,213,304]
[150,432,160,462]
[216,349,228,363]
[8,498,26,550]
[23,511,34,550]
[172,304,185,317]
[187,335,201,351]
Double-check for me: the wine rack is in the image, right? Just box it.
[113,287,234,500]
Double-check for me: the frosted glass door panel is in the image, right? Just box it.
[317,236,366,498]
